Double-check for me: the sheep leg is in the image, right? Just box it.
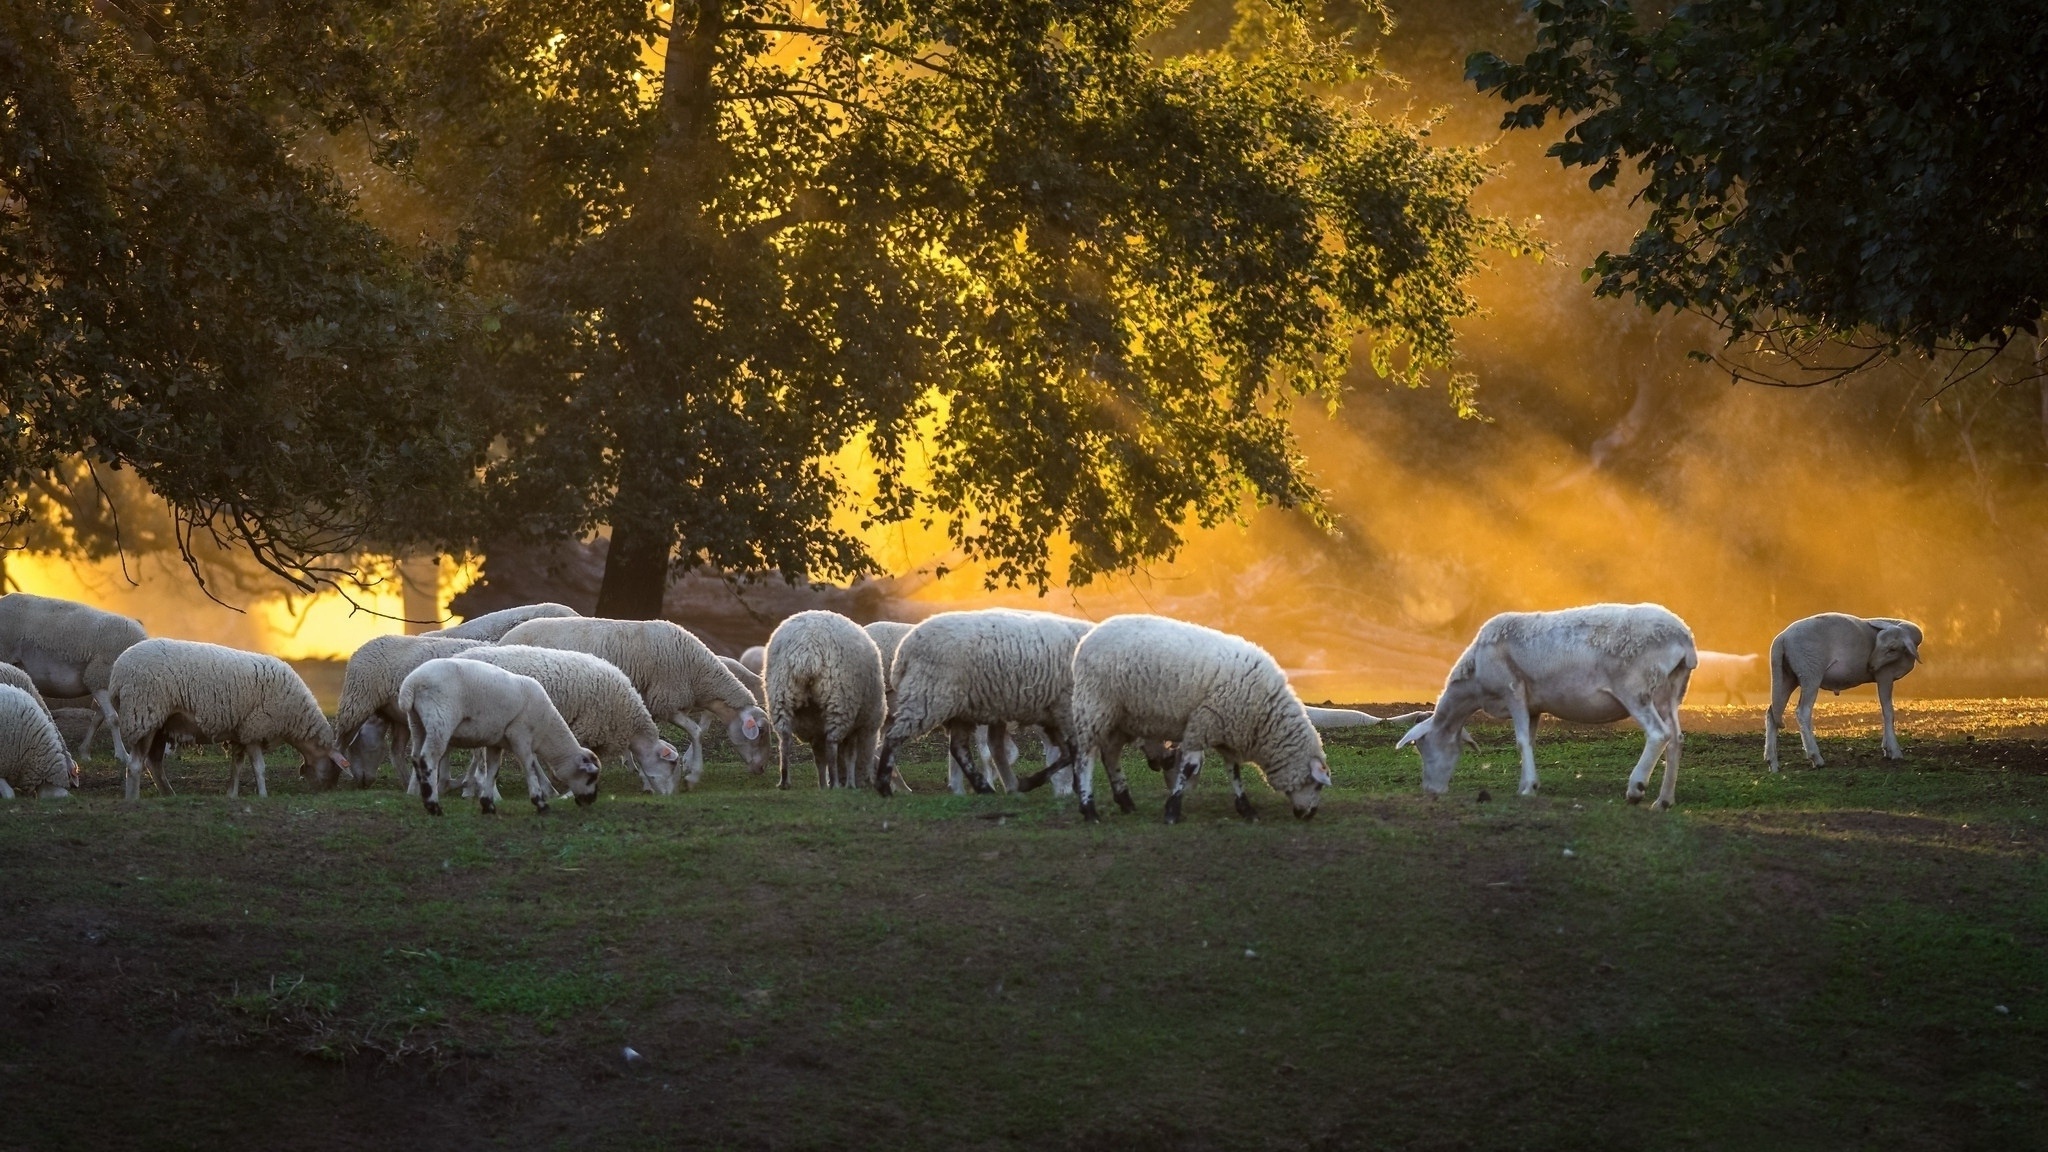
[672,712,705,789]
[1505,694,1540,796]
[92,688,128,764]
[1764,667,1794,772]
[986,722,1019,793]
[1654,695,1683,810]
[1877,677,1903,760]
[776,724,795,790]
[1795,681,1825,767]
[250,746,269,799]
[226,744,245,798]
[1100,738,1135,814]
[1619,697,1669,805]
[1163,746,1204,825]
[0,778,13,799]
[1228,760,1257,820]
[1073,747,1100,822]
[144,731,174,796]
[948,722,994,794]
[816,737,839,790]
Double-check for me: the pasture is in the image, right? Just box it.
[5,700,2046,1151]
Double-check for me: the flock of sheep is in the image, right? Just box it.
[0,590,1924,819]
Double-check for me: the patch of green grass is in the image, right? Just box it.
[4,716,2047,1150]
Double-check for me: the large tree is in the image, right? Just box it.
[410,0,1514,615]
[1466,0,2048,369]
[0,0,489,590]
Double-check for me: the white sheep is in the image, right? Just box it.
[398,657,602,816]
[0,662,51,716]
[1693,651,1761,705]
[1057,614,1330,823]
[876,609,1091,798]
[1765,614,1923,770]
[453,644,681,793]
[108,639,349,800]
[335,635,486,789]
[0,685,77,798]
[866,618,1043,789]
[0,593,146,761]
[739,645,767,675]
[1395,603,1696,808]
[763,610,886,789]
[421,602,579,642]
[498,617,769,786]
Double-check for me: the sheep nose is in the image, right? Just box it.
[1293,806,1316,821]
[575,791,597,807]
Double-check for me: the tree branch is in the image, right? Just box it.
[730,20,981,83]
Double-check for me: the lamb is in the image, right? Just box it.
[739,645,768,676]
[453,645,681,792]
[0,685,77,799]
[498,617,769,785]
[334,635,486,789]
[0,593,146,761]
[763,611,886,789]
[1765,614,1923,771]
[1394,603,1696,809]
[1053,614,1331,823]
[1694,651,1761,705]
[421,602,579,642]
[875,609,1091,798]
[108,638,349,801]
[398,657,602,816]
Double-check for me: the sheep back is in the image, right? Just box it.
[498,617,757,720]
[861,621,915,687]
[454,644,658,760]
[886,609,1089,735]
[421,602,579,642]
[0,685,74,794]
[0,593,146,697]
[335,635,485,739]
[765,611,885,744]
[109,639,335,753]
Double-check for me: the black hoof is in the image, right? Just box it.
[1080,799,1100,823]
[1234,794,1257,820]
[973,778,995,795]
[424,800,443,817]
[1113,787,1135,815]
[1164,793,1183,825]
[533,798,550,814]
[1626,791,1643,806]
[1016,768,1050,793]
[479,797,496,815]
[875,776,894,798]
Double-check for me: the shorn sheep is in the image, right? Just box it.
[875,609,1089,798]
[1058,614,1330,823]
[1765,613,1923,771]
[0,592,146,761]
[499,617,769,785]
[454,645,681,792]
[108,639,349,800]
[421,602,579,642]
[334,635,485,788]
[399,657,601,816]
[0,684,77,798]
[1395,603,1696,809]
[764,611,886,789]
[1693,651,1761,705]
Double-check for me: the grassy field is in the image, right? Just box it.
[4,702,2046,1151]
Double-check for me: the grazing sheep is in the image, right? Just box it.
[108,639,349,801]
[876,609,1090,798]
[421,602,579,642]
[763,611,886,789]
[1395,603,1696,809]
[1694,651,1761,705]
[398,657,601,816]
[0,662,51,716]
[1765,614,1923,770]
[0,685,76,798]
[1057,614,1330,823]
[868,617,1045,793]
[498,617,769,785]
[334,635,486,789]
[454,645,681,793]
[739,645,767,676]
[0,593,146,761]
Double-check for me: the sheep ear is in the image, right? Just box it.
[658,741,679,762]
[1310,760,1331,787]
[332,753,351,771]
[1393,717,1431,750]
[742,711,764,740]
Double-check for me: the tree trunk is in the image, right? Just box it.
[595,517,672,619]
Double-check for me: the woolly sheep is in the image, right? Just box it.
[0,685,76,798]
[739,645,767,676]
[0,593,145,761]
[452,645,681,793]
[1765,614,1923,771]
[335,635,486,789]
[1056,614,1330,823]
[1395,603,1696,809]
[876,609,1090,798]
[764,611,886,789]
[421,602,579,642]
[499,617,769,786]
[0,662,51,716]
[1693,651,1761,705]
[109,639,349,801]
[861,622,914,675]
[399,657,601,816]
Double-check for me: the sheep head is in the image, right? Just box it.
[1394,715,1462,796]
[1869,621,1924,678]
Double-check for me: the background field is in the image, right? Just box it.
[5,700,2046,1151]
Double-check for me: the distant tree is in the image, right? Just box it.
[0,0,489,590]
[406,0,1518,615]
[1467,0,2048,374]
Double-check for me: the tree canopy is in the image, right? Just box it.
[5,0,1517,610]
[1467,0,2048,364]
